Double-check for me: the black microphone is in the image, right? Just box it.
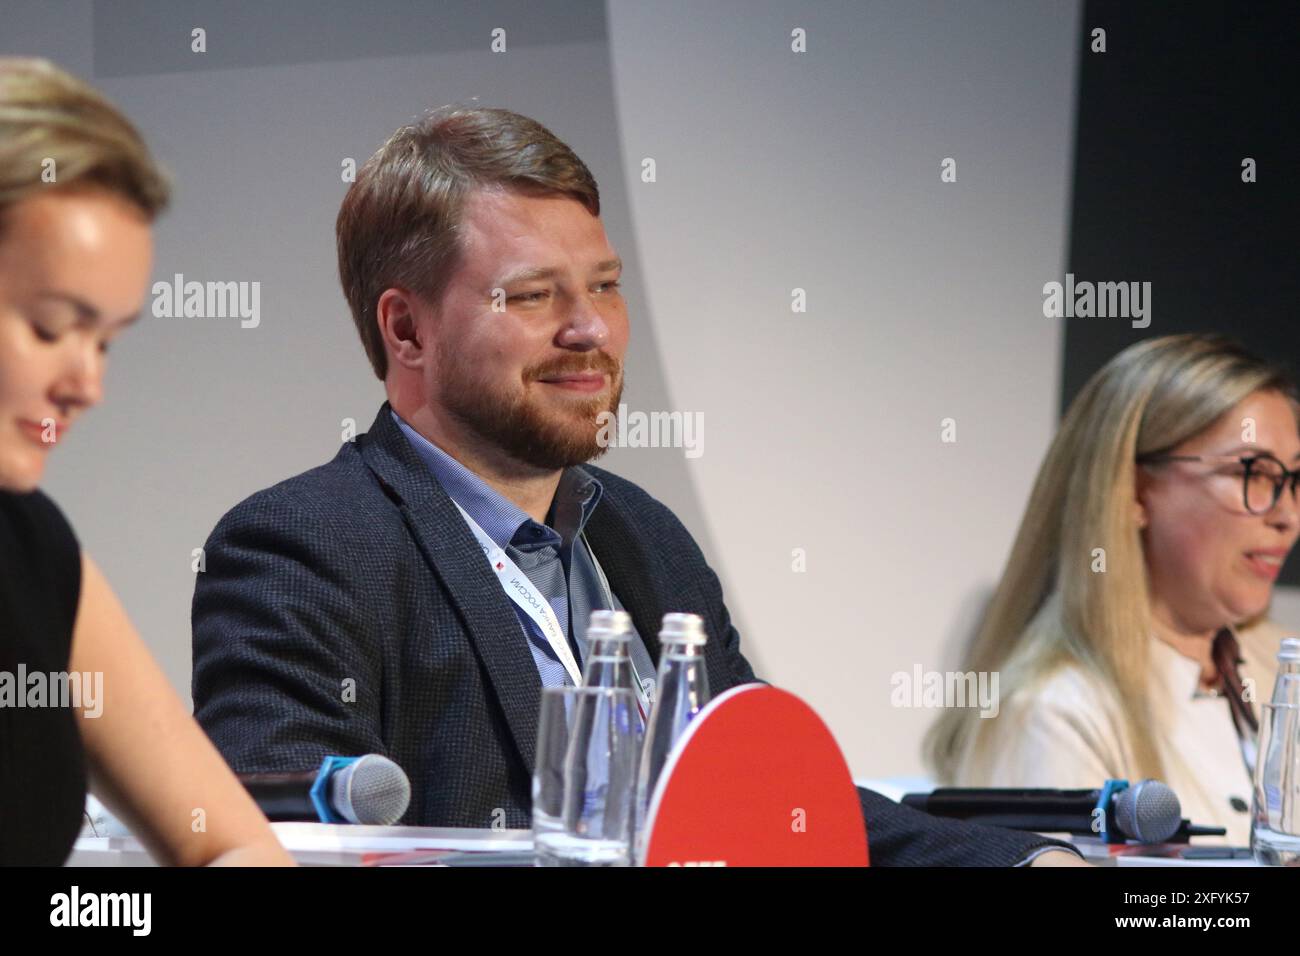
[240,754,411,825]
[901,779,1183,843]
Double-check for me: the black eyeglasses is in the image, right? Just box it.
[1137,452,1300,515]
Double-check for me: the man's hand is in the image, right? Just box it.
[1030,849,1094,867]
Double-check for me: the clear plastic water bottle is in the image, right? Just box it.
[634,612,711,862]
[582,609,651,735]
[1266,637,1300,706]
[1250,637,1300,865]
[550,611,644,865]
[582,610,638,693]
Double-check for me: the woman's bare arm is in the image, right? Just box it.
[70,551,294,866]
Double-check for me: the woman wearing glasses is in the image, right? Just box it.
[925,333,1300,845]
[0,58,292,865]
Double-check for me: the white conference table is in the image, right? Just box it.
[65,821,1260,867]
[68,823,533,866]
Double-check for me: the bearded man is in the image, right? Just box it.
[190,106,1082,866]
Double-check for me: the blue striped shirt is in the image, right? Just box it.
[392,411,657,694]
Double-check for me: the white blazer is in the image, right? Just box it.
[952,621,1287,847]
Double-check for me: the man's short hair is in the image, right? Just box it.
[336,106,601,380]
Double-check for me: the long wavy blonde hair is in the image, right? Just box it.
[925,333,1300,783]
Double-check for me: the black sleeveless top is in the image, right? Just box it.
[0,489,87,865]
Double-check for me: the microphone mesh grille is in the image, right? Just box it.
[1115,779,1181,843]
[335,755,412,825]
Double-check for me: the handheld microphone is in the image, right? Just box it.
[902,779,1183,843]
[240,754,411,825]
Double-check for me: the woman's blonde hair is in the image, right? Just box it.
[925,333,1300,783]
[0,57,169,234]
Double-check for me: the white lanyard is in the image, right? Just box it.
[453,501,584,687]
[453,500,654,720]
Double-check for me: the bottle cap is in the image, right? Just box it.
[659,612,708,646]
[1279,637,1300,664]
[589,609,632,641]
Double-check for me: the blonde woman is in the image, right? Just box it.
[0,58,292,865]
[926,333,1300,846]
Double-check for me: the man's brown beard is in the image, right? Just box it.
[438,351,624,471]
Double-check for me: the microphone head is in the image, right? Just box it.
[329,754,411,825]
[1114,779,1181,843]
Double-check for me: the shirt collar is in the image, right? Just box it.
[1150,626,1245,700]
[390,409,602,550]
